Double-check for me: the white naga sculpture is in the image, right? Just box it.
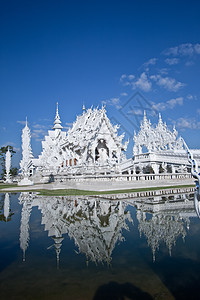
[5,147,12,183]
[181,138,200,217]
[18,118,33,186]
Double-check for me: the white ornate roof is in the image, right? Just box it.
[66,106,127,152]
[133,111,183,155]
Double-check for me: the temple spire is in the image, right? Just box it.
[82,104,86,114]
[18,119,33,186]
[52,236,64,269]
[53,102,63,130]
[158,113,163,125]
[143,111,147,122]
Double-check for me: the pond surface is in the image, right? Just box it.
[0,189,200,300]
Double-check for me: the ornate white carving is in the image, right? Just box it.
[181,138,200,217]
[35,197,132,265]
[137,211,187,261]
[32,104,74,178]
[21,105,200,181]
[18,118,33,185]
[52,102,63,130]
[65,106,128,167]
[31,105,129,180]
[133,112,183,155]
[19,192,35,261]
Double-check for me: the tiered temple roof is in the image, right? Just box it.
[133,111,183,155]
[67,106,126,150]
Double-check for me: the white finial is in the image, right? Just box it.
[143,110,148,125]
[52,102,63,130]
[158,113,163,125]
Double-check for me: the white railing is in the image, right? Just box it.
[52,172,192,182]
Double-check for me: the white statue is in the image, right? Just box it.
[5,147,12,183]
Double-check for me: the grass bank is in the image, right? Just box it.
[0,184,18,190]
[3,184,194,196]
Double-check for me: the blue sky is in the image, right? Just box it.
[0,0,200,167]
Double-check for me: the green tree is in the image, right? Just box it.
[159,164,164,173]
[0,194,14,222]
[143,165,155,174]
[0,146,17,179]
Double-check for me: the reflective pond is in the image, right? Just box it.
[0,188,200,300]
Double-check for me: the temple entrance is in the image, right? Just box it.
[95,139,109,164]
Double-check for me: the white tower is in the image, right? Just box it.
[52,102,63,131]
[19,192,33,261]
[4,193,10,221]
[5,147,12,183]
[18,118,34,186]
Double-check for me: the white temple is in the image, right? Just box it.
[18,104,200,184]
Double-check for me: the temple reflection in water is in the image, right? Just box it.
[19,192,133,266]
[16,187,197,266]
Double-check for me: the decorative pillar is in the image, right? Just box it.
[18,118,33,186]
[5,148,12,183]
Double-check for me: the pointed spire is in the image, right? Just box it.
[25,117,28,127]
[23,249,26,262]
[142,110,148,128]
[52,102,63,130]
[158,113,163,125]
[83,104,86,113]
[143,111,147,122]
[52,236,64,269]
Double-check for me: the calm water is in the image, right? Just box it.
[0,189,200,300]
